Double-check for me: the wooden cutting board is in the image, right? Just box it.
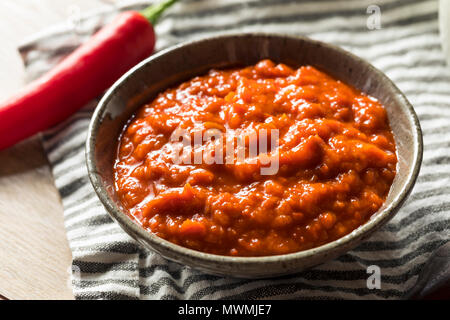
[0,0,116,301]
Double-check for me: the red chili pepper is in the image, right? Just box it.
[0,0,177,150]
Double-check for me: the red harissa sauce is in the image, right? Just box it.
[114,60,397,257]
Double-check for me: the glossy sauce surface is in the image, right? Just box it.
[114,60,397,256]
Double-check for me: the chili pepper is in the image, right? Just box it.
[0,0,177,150]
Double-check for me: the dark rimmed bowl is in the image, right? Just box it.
[86,33,422,278]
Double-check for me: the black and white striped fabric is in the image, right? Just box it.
[20,0,450,299]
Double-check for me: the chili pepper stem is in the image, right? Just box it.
[140,0,178,25]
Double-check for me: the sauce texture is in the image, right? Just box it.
[114,60,397,256]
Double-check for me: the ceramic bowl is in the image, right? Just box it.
[86,33,422,278]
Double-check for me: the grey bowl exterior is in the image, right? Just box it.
[86,33,423,278]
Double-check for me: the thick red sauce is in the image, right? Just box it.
[114,60,397,257]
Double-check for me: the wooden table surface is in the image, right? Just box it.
[0,0,118,301]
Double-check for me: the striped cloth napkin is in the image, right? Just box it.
[20,0,450,299]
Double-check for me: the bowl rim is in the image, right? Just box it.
[86,32,423,266]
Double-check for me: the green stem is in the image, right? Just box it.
[140,0,178,25]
